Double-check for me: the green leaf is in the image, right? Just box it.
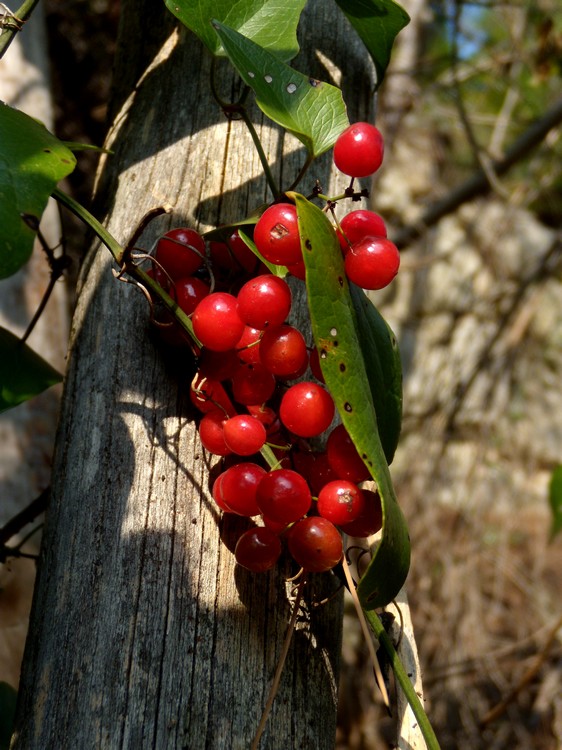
[213,22,349,158]
[349,284,402,464]
[0,103,76,280]
[549,465,562,541]
[334,0,410,87]
[0,682,17,750]
[0,327,63,412]
[165,0,306,61]
[292,192,409,609]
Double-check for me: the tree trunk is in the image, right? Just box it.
[13,3,376,748]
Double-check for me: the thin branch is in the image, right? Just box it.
[0,488,49,547]
[393,96,562,250]
[0,0,39,58]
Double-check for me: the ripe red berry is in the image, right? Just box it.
[317,480,365,526]
[231,363,276,406]
[223,415,267,456]
[326,424,370,483]
[337,210,387,254]
[198,411,231,456]
[155,227,206,280]
[213,462,266,516]
[279,381,335,438]
[237,274,292,329]
[333,122,384,178]
[288,517,343,572]
[253,203,302,265]
[235,527,282,572]
[192,292,245,351]
[259,324,308,379]
[209,229,260,275]
[256,469,312,524]
[175,276,210,315]
[235,326,263,365]
[344,236,400,290]
[190,374,236,416]
[339,489,383,538]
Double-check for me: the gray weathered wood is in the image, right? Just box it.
[13,4,376,748]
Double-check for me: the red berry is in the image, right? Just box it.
[256,469,312,524]
[279,381,335,438]
[309,347,325,383]
[198,411,231,456]
[209,229,260,275]
[333,122,384,178]
[235,326,263,365]
[235,527,282,572]
[213,462,266,516]
[192,292,245,351]
[155,227,206,280]
[175,276,210,315]
[253,204,302,265]
[190,374,236,416]
[307,451,339,495]
[339,489,383,538]
[259,324,308,379]
[337,210,387,254]
[326,424,370,483]
[198,349,239,381]
[237,274,292,329]
[344,236,400,290]
[223,415,267,456]
[288,517,343,572]
[317,480,365,526]
[231,363,276,406]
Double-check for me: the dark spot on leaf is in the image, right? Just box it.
[309,78,321,87]
[320,348,328,359]
[271,222,289,240]
[339,363,346,372]
[305,238,312,251]
[20,213,40,231]
[344,402,352,412]
[367,589,379,602]
[43,148,51,153]
[333,340,339,347]
[338,276,344,287]
[361,453,368,460]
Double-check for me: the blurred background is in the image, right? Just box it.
[1,1,560,748]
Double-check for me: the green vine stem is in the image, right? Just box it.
[0,0,40,59]
[238,108,281,199]
[52,187,201,345]
[364,609,442,750]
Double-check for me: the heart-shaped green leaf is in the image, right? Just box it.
[213,22,349,159]
[0,327,63,412]
[349,284,402,464]
[165,0,306,61]
[334,0,410,87]
[0,103,76,280]
[291,192,409,609]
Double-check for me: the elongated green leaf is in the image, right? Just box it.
[0,327,63,412]
[213,22,349,158]
[549,465,562,541]
[165,0,306,61]
[0,683,17,750]
[350,284,402,464]
[0,103,76,279]
[334,0,410,87]
[292,192,409,609]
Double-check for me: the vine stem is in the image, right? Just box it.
[364,608,442,750]
[238,108,281,199]
[0,0,40,58]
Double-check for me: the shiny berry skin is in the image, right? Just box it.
[192,293,245,351]
[339,489,383,538]
[237,274,292,329]
[213,462,266,516]
[190,374,236,416]
[235,527,282,572]
[235,327,262,365]
[317,480,365,526]
[288,517,343,572]
[256,469,312,524]
[209,229,260,275]
[337,210,387,254]
[344,236,400,290]
[231,363,276,406]
[326,424,370,483]
[155,227,206,280]
[279,381,335,437]
[333,122,384,178]
[223,415,267,456]
[198,411,231,456]
[259,324,308,379]
[253,204,302,265]
[175,276,210,315]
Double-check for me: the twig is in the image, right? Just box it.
[393,96,562,250]
[0,488,49,547]
[0,0,39,58]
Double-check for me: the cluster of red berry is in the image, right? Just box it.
[149,122,393,574]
